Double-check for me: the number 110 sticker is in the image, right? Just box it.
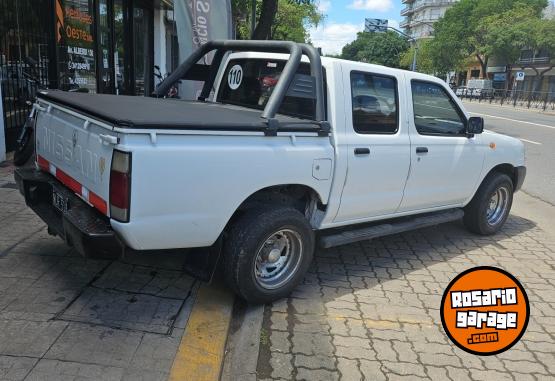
[228,65,243,90]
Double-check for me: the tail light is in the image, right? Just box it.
[110,150,131,222]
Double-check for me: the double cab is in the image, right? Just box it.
[15,40,526,303]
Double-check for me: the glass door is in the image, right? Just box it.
[113,0,128,94]
[97,0,114,93]
[95,0,152,95]
[132,0,153,96]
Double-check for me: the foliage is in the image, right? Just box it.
[429,0,548,74]
[400,39,435,74]
[271,1,322,42]
[341,31,410,68]
[481,5,555,64]
[233,0,322,42]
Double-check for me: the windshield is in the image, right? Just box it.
[217,58,323,120]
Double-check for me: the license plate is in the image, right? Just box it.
[52,189,69,213]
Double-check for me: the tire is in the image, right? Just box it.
[464,172,513,235]
[223,206,314,304]
[13,128,35,167]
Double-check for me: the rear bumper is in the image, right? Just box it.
[515,166,526,192]
[14,167,124,258]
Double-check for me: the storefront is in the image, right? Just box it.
[53,0,168,96]
[2,0,232,153]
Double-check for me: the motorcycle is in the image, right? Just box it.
[154,65,180,99]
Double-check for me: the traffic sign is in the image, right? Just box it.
[515,71,525,81]
[365,18,388,33]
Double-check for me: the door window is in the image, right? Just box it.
[350,72,398,134]
[411,81,466,136]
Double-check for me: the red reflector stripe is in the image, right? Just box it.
[36,154,108,216]
[89,192,108,215]
[56,168,82,195]
[37,155,49,171]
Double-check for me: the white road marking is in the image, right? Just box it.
[468,112,555,130]
[519,138,542,145]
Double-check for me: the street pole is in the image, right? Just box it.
[411,43,418,72]
[251,0,256,39]
[0,83,5,162]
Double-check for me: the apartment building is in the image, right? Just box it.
[400,0,458,39]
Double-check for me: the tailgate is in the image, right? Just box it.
[34,100,117,216]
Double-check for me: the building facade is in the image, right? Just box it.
[400,0,458,40]
[1,0,232,155]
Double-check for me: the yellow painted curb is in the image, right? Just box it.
[169,282,234,381]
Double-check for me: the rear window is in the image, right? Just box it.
[216,58,324,120]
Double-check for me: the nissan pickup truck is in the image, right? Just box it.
[15,40,526,303]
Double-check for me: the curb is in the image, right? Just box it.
[169,282,235,381]
[221,302,265,381]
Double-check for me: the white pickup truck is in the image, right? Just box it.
[15,41,525,303]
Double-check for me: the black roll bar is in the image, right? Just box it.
[153,40,326,123]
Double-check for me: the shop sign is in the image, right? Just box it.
[55,0,96,92]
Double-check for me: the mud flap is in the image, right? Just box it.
[182,236,223,283]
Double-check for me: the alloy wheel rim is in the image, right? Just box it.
[486,186,509,226]
[254,229,303,290]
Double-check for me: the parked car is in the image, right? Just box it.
[455,86,469,97]
[468,79,495,99]
[15,41,526,303]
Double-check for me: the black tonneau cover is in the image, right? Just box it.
[37,90,324,134]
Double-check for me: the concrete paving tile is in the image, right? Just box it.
[44,324,143,368]
[58,287,184,334]
[0,320,68,357]
[0,355,38,381]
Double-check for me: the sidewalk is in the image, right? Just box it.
[254,191,555,380]
[462,99,555,116]
[0,162,199,381]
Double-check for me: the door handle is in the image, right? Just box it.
[416,147,428,154]
[354,148,370,155]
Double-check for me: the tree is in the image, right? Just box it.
[341,31,410,68]
[233,0,321,42]
[481,4,555,91]
[429,0,548,76]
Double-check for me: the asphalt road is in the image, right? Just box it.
[463,101,555,206]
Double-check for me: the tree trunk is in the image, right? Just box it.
[533,65,554,93]
[476,54,488,79]
[253,0,278,40]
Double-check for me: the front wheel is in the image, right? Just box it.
[223,206,314,304]
[464,172,513,235]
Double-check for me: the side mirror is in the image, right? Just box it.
[467,116,484,135]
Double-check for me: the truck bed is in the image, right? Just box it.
[37,90,321,133]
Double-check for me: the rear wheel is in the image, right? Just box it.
[464,172,513,235]
[13,128,34,167]
[223,206,314,304]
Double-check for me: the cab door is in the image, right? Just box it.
[333,66,411,223]
[398,79,484,211]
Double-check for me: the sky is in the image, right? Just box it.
[309,0,404,56]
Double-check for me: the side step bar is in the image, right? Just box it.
[319,209,464,248]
